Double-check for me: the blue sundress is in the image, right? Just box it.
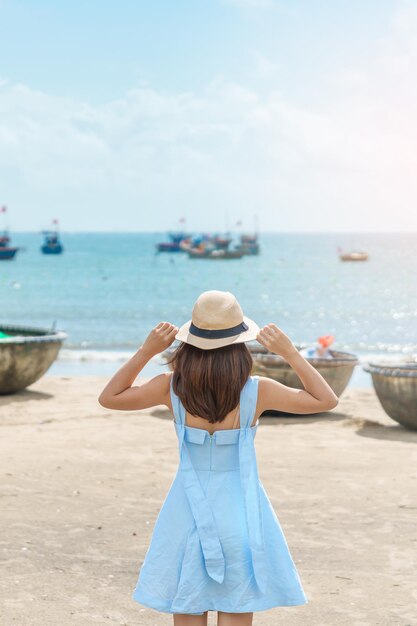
[132,374,308,614]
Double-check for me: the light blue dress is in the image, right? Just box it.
[132,375,308,615]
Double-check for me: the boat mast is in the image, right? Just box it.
[254,214,259,236]
[1,205,8,237]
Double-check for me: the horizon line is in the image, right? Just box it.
[8,229,417,235]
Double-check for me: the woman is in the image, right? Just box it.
[98,290,338,625]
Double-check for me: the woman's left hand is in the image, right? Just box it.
[141,322,179,357]
[256,323,297,359]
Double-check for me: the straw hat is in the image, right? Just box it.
[176,290,260,350]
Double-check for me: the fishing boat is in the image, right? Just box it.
[0,229,19,260]
[156,217,190,252]
[363,360,417,430]
[179,233,230,252]
[179,238,194,252]
[41,232,63,254]
[0,246,18,260]
[235,234,260,255]
[156,231,190,252]
[338,248,369,262]
[187,247,245,259]
[185,232,246,259]
[0,206,19,260]
[211,236,232,250]
[41,219,64,254]
[234,216,260,255]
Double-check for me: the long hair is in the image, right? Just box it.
[168,342,253,424]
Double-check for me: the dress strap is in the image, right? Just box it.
[238,375,267,592]
[239,375,259,429]
[170,375,225,584]
[169,375,185,425]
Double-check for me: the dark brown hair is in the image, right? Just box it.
[168,342,253,423]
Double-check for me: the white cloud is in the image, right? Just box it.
[1,3,417,231]
[253,51,282,78]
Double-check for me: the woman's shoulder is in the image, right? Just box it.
[256,375,276,389]
[146,371,173,399]
[147,371,174,409]
[256,375,283,396]
[254,375,281,408]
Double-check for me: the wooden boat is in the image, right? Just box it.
[41,233,63,254]
[236,243,260,255]
[0,324,67,394]
[0,206,19,259]
[251,347,358,408]
[235,234,260,256]
[363,361,417,430]
[156,241,183,252]
[211,236,232,250]
[240,234,258,244]
[0,234,19,259]
[338,250,369,262]
[156,231,190,253]
[41,219,63,254]
[187,247,245,259]
[0,208,19,259]
[0,246,18,260]
[179,238,193,252]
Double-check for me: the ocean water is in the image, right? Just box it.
[2,232,416,386]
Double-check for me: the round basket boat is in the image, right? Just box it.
[251,348,358,398]
[363,361,417,430]
[0,324,67,394]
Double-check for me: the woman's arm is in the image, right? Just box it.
[256,324,339,415]
[98,322,178,411]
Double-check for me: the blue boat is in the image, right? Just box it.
[41,232,63,254]
[235,234,260,256]
[0,246,18,260]
[41,220,64,254]
[156,231,190,252]
[0,232,19,260]
[0,206,19,260]
[0,233,10,247]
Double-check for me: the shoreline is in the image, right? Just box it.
[1,375,416,625]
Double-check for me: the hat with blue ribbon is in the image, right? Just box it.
[176,290,259,350]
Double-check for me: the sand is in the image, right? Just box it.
[1,376,416,626]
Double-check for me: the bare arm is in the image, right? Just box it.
[98,322,178,411]
[256,324,339,415]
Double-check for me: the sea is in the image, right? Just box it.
[2,232,417,388]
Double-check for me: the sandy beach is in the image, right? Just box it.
[1,375,416,626]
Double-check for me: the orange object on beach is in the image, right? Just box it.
[318,335,334,349]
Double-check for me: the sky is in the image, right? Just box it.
[0,0,416,232]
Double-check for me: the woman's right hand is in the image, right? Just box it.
[256,323,298,360]
[141,322,179,357]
